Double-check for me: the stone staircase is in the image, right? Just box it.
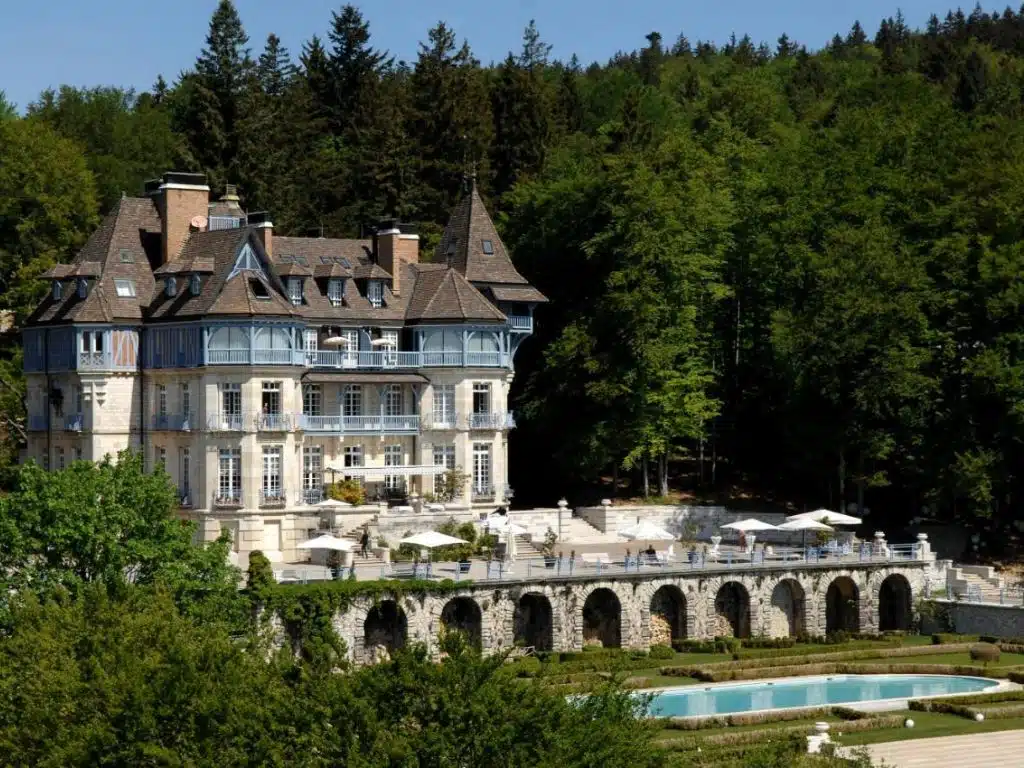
[947,565,1012,603]
[555,516,623,545]
[341,520,387,567]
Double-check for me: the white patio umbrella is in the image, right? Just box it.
[721,518,779,532]
[399,531,468,549]
[778,517,834,548]
[320,335,352,346]
[296,534,354,551]
[313,498,352,508]
[619,520,675,542]
[371,337,397,347]
[787,509,861,526]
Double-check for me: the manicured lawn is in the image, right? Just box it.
[839,711,1024,745]
[884,651,1024,668]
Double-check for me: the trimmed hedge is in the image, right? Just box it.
[908,690,1024,707]
[970,643,1001,663]
[734,638,909,661]
[933,633,979,645]
[738,637,796,649]
[668,714,905,747]
[648,644,675,660]
[662,705,871,731]
[662,642,976,675]
[673,638,740,655]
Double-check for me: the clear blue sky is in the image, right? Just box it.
[1,0,950,110]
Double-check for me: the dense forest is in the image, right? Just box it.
[4,1,1024,547]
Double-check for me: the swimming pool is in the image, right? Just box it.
[647,675,1000,718]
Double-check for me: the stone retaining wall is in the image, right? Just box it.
[937,600,1024,638]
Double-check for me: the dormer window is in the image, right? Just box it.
[114,279,136,298]
[250,278,271,300]
[288,278,303,306]
[367,280,383,308]
[77,278,88,299]
[482,239,494,254]
[190,274,201,295]
[166,277,177,297]
[52,281,62,301]
[328,279,343,307]
[119,249,134,263]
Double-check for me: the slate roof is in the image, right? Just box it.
[486,284,549,303]
[147,228,295,320]
[404,264,506,323]
[28,196,162,325]
[27,183,545,330]
[434,182,530,285]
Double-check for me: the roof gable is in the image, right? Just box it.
[405,264,506,323]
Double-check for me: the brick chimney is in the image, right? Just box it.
[376,219,419,296]
[150,172,210,265]
[248,211,273,259]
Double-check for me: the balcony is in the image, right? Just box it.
[255,412,293,432]
[299,413,420,435]
[467,412,516,430]
[78,351,110,370]
[422,413,459,430]
[508,315,533,332]
[151,413,194,431]
[472,485,502,503]
[63,413,83,432]
[306,350,510,370]
[259,490,287,508]
[213,492,243,509]
[207,412,247,431]
[302,488,324,505]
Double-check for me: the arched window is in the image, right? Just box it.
[253,326,293,350]
[468,331,499,353]
[423,329,462,352]
[209,326,250,351]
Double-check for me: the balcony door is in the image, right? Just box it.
[433,385,455,428]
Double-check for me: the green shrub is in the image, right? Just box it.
[514,656,542,677]
[830,706,870,720]
[648,644,675,660]
[697,642,974,672]
[739,636,796,649]
[973,703,1024,719]
[327,479,365,505]
[970,642,1001,664]
[933,632,969,645]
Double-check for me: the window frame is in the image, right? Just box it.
[114,278,136,298]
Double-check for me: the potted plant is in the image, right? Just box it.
[542,527,558,569]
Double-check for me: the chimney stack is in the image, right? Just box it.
[248,211,273,259]
[376,219,419,296]
[150,172,210,266]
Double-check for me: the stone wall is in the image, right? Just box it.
[575,504,789,541]
[317,560,931,664]
[937,600,1024,638]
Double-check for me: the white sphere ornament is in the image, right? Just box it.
[975,713,985,722]
[904,719,915,728]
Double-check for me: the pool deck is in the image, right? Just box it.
[838,729,1024,767]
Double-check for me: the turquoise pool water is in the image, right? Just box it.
[648,675,999,718]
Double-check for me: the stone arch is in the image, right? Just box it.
[826,576,860,633]
[363,600,407,662]
[440,596,483,648]
[714,581,751,638]
[650,585,687,646]
[514,592,554,651]
[767,579,806,638]
[582,587,621,648]
[878,573,913,632]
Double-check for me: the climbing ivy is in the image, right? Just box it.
[249,578,473,665]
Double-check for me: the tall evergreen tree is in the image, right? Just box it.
[409,22,492,226]
[638,32,664,85]
[170,0,254,193]
[490,22,554,201]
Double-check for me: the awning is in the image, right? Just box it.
[302,372,428,384]
[324,463,446,478]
